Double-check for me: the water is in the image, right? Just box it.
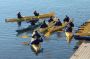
[0,0,90,59]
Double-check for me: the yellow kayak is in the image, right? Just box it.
[65,32,73,44]
[5,12,55,22]
[31,44,41,53]
[36,21,56,33]
[45,24,65,37]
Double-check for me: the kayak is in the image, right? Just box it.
[36,21,56,33]
[65,32,73,43]
[45,26,63,37]
[16,21,43,33]
[74,35,90,41]
[31,44,41,53]
[44,22,67,37]
[5,12,55,22]
[30,36,43,53]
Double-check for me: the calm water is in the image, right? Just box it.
[0,0,90,59]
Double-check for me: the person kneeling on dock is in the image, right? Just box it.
[17,12,22,27]
[40,20,48,28]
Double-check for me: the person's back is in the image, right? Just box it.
[33,11,39,16]
[17,12,22,18]
[69,22,74,27]
[55,19,62,26]
[63,15,70,22]
[48,16,53,23]
[65,24,72,32]
[17,12,22,27]
[40,20,48,28]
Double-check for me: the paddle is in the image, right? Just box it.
[20,35,31,38]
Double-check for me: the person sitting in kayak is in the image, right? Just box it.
[17,12,22,27]
[63,15,70,23]
[27,18,39,26]
[48,16,54,23]
[54,19,62,26]
[31,30,43,44]
[40,20,48,28]
[33,10,39,16]
[68,21,74,27]
[32,30,41,38]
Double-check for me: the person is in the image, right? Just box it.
[32,30,41,38]
[65,24,72,32]
[17,12,22,18]
[40,20,48,28]
[54,19,62,26]
[63,15,70,22]
[17,12,22,27]
[33,10,39,16]
[31,30,43,44]
[48,16,53,23]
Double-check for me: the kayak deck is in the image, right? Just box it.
[5,12,55,22]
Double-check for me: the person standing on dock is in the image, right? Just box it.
[17,12,22,27]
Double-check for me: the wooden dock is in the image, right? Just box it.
[70,41,90,59]
[70,20,90,59]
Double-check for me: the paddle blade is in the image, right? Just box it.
[22,42,29,45]
[45,32,51,37]
[20,35,29,38]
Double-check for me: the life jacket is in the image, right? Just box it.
[65,26,72,32]
[31,38,43,44]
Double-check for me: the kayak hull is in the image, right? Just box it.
[16,22,43,33]
[31,44,41,52]
[74,35,90,41]
[65,32,73,43]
